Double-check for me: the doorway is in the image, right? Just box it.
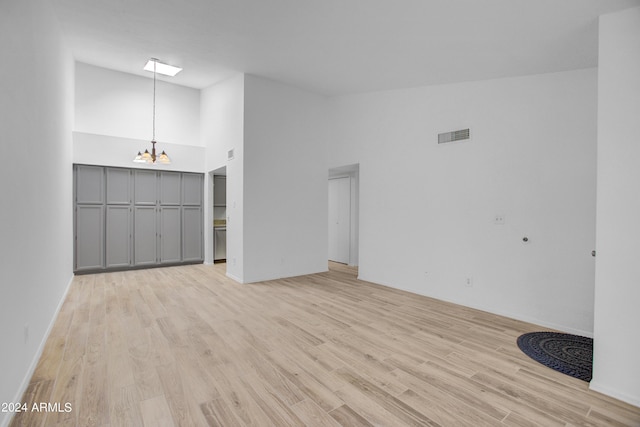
[209,166,227,264]
[329,177,350,264]
[328,164,359,266]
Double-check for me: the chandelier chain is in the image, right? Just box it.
[152,60,156,141]
[134,58,171,165]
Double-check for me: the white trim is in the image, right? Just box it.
[356,273,593,338]
[240,268,329,285]
[589,381,640,409]
[2,274,75,427]
[226,272,244,284]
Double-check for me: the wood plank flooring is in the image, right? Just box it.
[9,262,640,426]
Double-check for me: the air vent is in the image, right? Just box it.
[438,128,470,144]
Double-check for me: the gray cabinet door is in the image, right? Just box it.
[213,176,226,206]
[182,206,203,262]
[76,165,104,204]
[134,206,157,266]
[106,205,132,268]
[214,228,226,261]
[106,168,131,205]
[159,206,181,264]
[75,204,104,271]
[134,170,157,205]
[183,173,203,206]
[159,172,181,205]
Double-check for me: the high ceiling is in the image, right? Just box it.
[49,0,640,95]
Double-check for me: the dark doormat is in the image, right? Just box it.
[517,331,593,382]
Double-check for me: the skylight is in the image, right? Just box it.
[143,59,182,77]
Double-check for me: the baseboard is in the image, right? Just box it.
[240,267,329,285]
[458,300,594,338]
[589,380,640,408]
[226,272,244,284]
[1,274,74,427]
[355,273,593,338]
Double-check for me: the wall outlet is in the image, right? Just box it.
[494,214,505,225]
[465,276,473,287]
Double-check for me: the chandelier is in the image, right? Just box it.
[134,58,180,165]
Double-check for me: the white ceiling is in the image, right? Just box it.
[50,0,640,95]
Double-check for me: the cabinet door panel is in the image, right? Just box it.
[160,206,181,264]
[106,168,131,204]
[183,173,203,206]
[75,205,104,271]
[160,172,181,205]
[182,206,203,262]
[106,206,132,268]
[134,170,157,205]
[134,206,157,266]
[76,165,104,204]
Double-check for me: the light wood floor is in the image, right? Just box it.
[10,262,640,426]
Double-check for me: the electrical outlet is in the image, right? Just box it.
[465,276,473,287]
[494,214,505,225]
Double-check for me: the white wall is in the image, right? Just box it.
[201,74,245,268]
[328,69,598,336]
[73,132,205,172]
[75,62,201,145]
[242,75,329,282]
[592,6,640,407]
[74,62,204,173]
[0,1,74,426]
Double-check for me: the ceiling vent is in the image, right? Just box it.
[438,128,470,144]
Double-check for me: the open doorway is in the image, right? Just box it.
[210,166,227,264]
[328,164,359,266]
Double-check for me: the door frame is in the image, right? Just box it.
[328,164,359,266]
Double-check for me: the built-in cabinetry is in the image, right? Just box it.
[74,164,204,273]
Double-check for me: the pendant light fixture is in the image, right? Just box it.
[134,58,180,165]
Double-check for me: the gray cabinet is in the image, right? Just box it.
[183,173,203,206]
[213,175,226,206]
[106,168,131,205]
[182,206,203,262]
[106,205,132,268]
[134,206,157,266]
[75,205,104,271]
[214,228,226,261]
[76,165,104,204]
[134,170,157,205]
[160,172,181,205]
[160,206,182,263]
[74,164,203,273]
